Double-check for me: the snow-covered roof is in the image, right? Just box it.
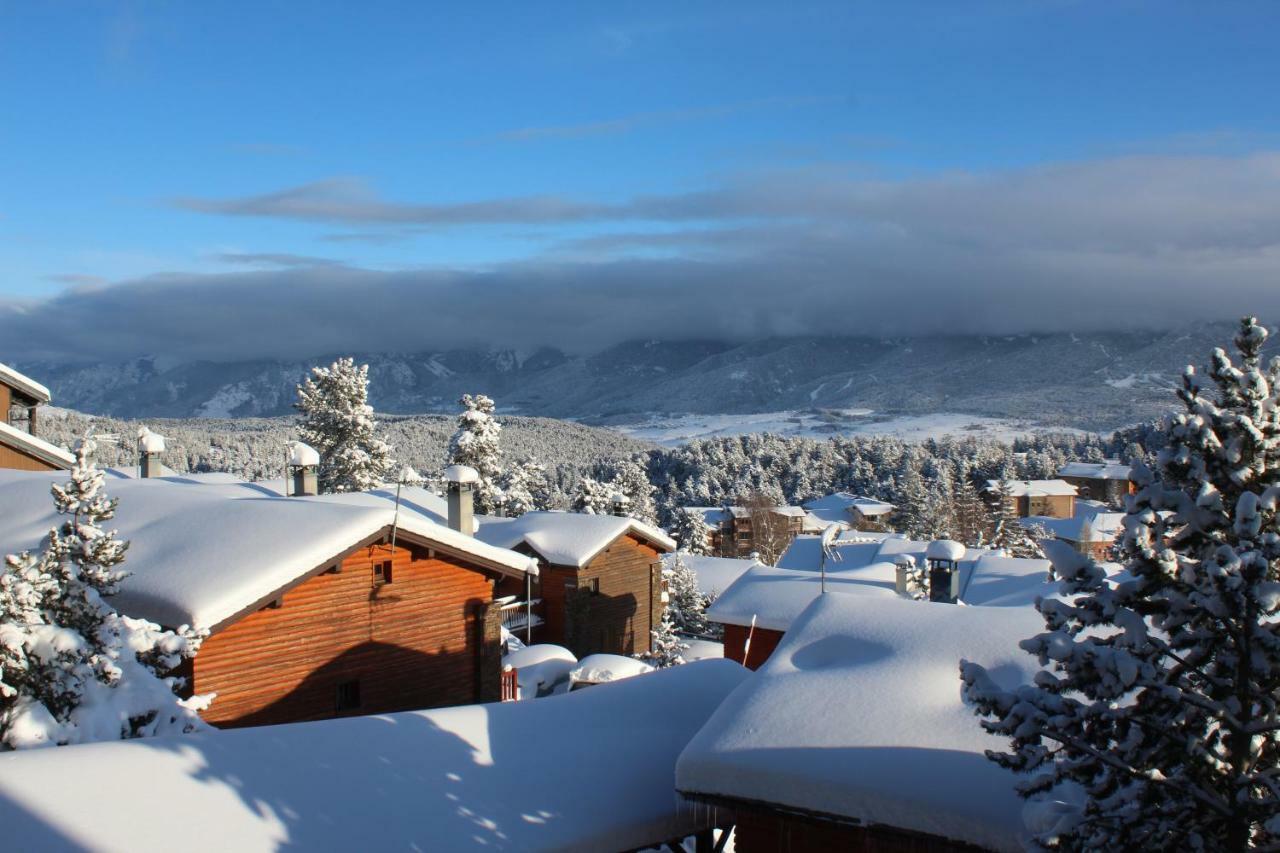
[0,361,51,403]
[0,421,75,469]
[476,511,675,568]
[985,479,1078,497]
[1058,460,1132,480]
[0,469,536,631]
[442,464,480,484]
[674,553,763,597]
[0,659,750,853]
[502,643,577,698]
[803,492,896,524]
[570,653,655,685]
[676,594,1047,852]
[721,534,1055,631]
[287,441,319,467]
[684,506,731,526]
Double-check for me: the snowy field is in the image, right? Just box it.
[609,410,1091,446]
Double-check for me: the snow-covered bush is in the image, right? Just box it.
[295,357,394,493]
[638,610,687,669]
[669,509,713,556]
[447,394,505,514]
[962,318,1280,851]
[0,438,210,749]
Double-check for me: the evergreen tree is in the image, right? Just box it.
[572,476,613,515]
[638,610,687,668]
[670,510,714,556]
[894,465,932,539]
[295,357,394,493]
[953,471,993,547]
[990,479,1044,558]
[605,457,659,525]
[500,456,551,517]
[0,438,209,749]
[663,551,711,635]
[963,318,1280,851]
[447,394,505,514]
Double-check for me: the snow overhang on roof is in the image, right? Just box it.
[677,595,1047,853]
[0,421,74,469]
[0,470,537,632]
[985,479,1078,497]
[0,362,51,404]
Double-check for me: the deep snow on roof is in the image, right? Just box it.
[0,361,51,403]
[675,553,763,597]
[476,511,674,568]
[1058,460,1132,480]
[1024,499,1125,543]
[676,595,1046,852]
[803,492,895,525]
[0,660,749,853]
[0,469,535,630]
[721,534,1054,630]
[985,479,1078,497]
[0,421,75,468]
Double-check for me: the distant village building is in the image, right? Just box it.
[1058,459,1134,507]
[1022,498,1126,560]
[0,466,538,728]
[477,511,675,659]
[0,362,73,472]
[683,504,810,558]
[803,492,897,531]
[985,478,1077,519]
[677,594,1044,853]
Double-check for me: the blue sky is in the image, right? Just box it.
[2,1,1280,360]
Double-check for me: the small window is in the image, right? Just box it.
[335,680,361,712]
[374,560,393,584]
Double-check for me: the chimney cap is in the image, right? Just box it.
[137,427,166,454]
[443,464,480,485]
[288,441,320,468]
[926,539,966,562]
[894,553,916,568]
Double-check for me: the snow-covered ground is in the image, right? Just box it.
[610,410,1090,446]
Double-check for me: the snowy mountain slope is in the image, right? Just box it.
[15,323,1256,429]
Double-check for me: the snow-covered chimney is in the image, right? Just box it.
[610,491,631,517]
[444,464,478,535]
[925,539,965,603]
[287,441,320,497]
[894,554,915,596]
[137,427,166,479]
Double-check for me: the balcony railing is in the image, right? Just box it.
[495,595,543,633]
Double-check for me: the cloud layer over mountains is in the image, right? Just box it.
[7,152,1280,363]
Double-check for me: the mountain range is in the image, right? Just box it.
[16,323,1258,430]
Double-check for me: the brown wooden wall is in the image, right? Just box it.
[0,384,9,421]
[722,623,785,671]
[538,534,662,658]
[192,541,499,728]
[0,441,59,472]
[733,808,989,853]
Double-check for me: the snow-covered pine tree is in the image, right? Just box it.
[663,551,711,636]
[670,509,714,556]
[500,456,551,517]
[953,472,993,547]
[0,438,209,749]
[989,479,1044,558]
[446,394,505,514]
[572,476,613,515]
[606,458,659,525]
[638,609,687,668]
[894,464,932,540]
[295,357,394,493]
[962,318,1280,851]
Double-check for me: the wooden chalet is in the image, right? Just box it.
[477,511,676,659]
[0,362,74,472]
[1058,459,1134,508]
[984,478,1077,519]
[684,504,810,558]
[0,467,538,728]
[677,595,1046,853]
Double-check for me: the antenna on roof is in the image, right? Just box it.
[819,523,844,594]
[388,465,424,557]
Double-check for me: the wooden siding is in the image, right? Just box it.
[191,541,498,728]
[722,623,785,671]
[537,533,662,658]
[0,441,59,472]
[732,807,989,853]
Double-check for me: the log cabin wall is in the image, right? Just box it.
[0,442,60,472]
[540,534,663,658]
[192,541,499,728]
[0,384,10,423]
[722,623,785,671]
